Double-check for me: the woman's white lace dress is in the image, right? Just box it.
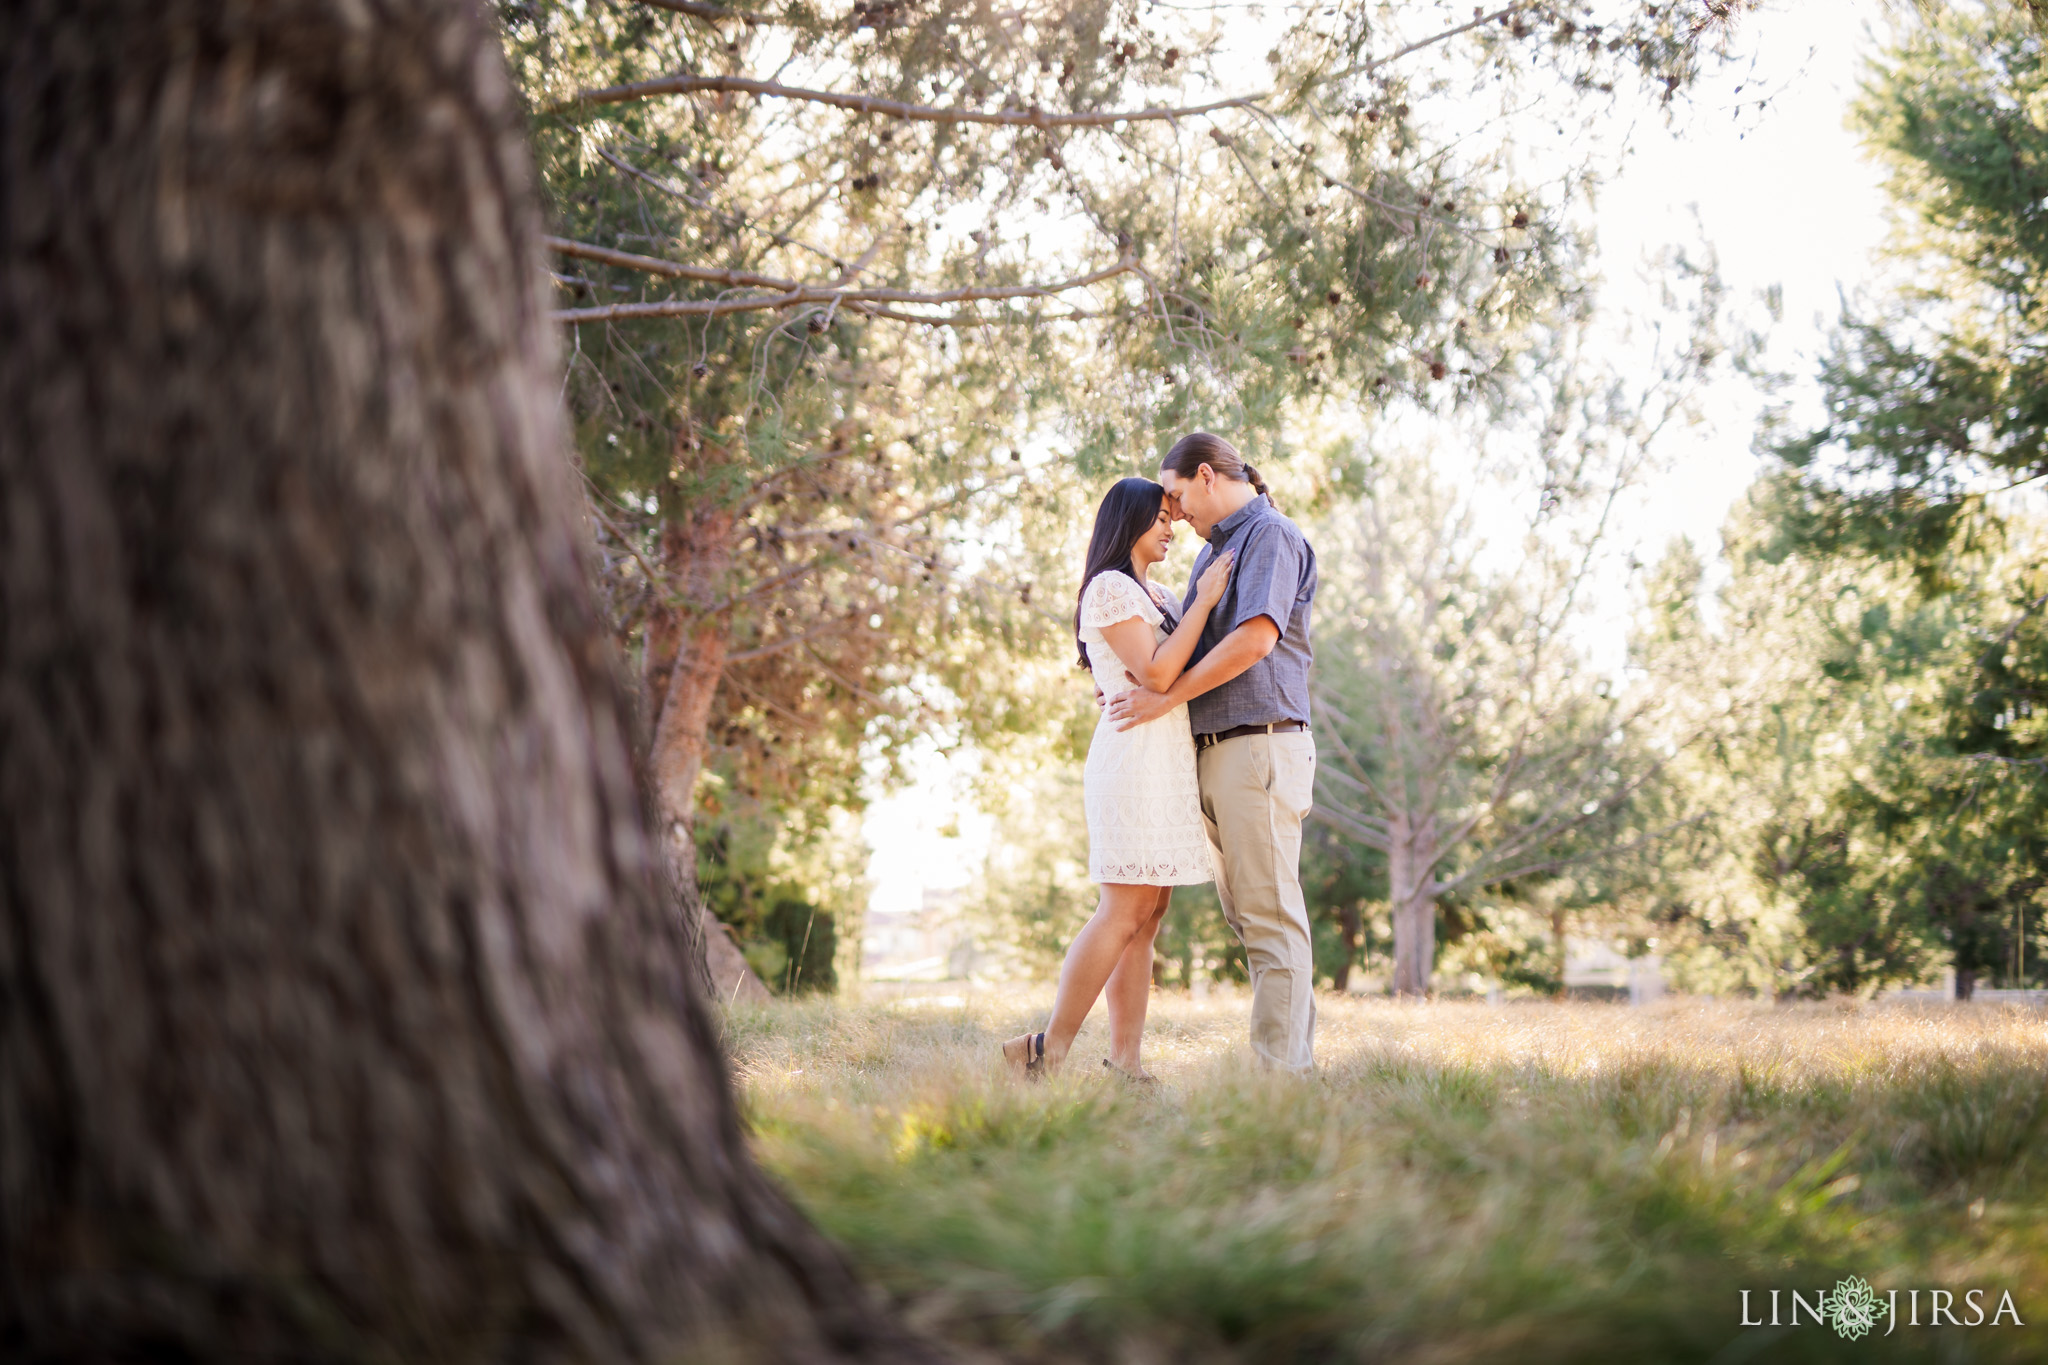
[1078,572,1214,886]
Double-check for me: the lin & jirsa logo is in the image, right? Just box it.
[1741,1276,2024,1339]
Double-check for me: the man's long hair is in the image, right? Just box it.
[1161,431,1275,507]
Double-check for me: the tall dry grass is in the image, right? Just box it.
[729,990,2048,1363]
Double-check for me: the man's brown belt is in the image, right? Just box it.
[1194,720,1308,751]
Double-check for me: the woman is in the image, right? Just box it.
[1002,477,1232,1080]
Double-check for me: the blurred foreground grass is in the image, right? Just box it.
[729,991,2048,1363]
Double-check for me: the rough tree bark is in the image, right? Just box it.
[638,502,770,1003]
[644,513,733,872]
[1387,815,1440,998]
[0,1,929,1360]
[638,535,715,989]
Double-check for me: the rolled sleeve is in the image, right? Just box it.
[1228,525,1303,640]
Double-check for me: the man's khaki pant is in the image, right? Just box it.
[1197,730,1317,1072]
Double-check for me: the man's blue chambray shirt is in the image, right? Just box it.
[1178,496,1317,736]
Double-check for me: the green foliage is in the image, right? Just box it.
[696,793,858,993]
[1694,1,2048,998]
[493,0,1767,993]
[1636,496,2046,998]
[1771,0,2048,568]
[502,0,1064,834]
[1309,425,1698,992]
[735,994,2048,1362]
[504,0,1734,451]
[1299,818,1388,988]
[1830,540,2048,995]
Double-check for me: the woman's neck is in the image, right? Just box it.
[1127,557,1153,585]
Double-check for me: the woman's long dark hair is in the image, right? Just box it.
[1075,477,1171,670]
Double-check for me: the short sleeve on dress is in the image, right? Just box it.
[1080,572,1164,633]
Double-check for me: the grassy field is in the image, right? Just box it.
[728,990,2048,1363]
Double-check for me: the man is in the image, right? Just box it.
[1107,431,1318,1072]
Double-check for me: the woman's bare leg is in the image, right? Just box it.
[1103,887,1172,1073]
[1007,883,1159,1071]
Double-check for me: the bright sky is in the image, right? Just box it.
[860,0,1898,924]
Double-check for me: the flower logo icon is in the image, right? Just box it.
[1827,1276,1881,1340]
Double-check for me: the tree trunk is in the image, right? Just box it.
[644,509,738,831]
[641,505,742,996]
[1333,903,1363,993]
[1391,890,1438,998]
[1551,905,1570,995]
[709,913,777,1007]
[0,3,928,1361]
[1388,817,1438,997]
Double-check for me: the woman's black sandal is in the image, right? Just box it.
[1103,1058,1157,1085]
[1024,1032,1047,1081]
[1005,1031,1048,1080]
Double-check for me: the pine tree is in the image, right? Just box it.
[1757,0,2046,996]
[505,0,1761,974]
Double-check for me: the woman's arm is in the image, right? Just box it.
[1105,614,1279,730]
[1097,552,1233,691]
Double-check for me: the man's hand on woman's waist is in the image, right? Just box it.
[1105,683,1177,729]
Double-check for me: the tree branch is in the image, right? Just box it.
[696,555,829,618]
[1311,800,1394,853]
[1305,691,1406,811]
[847,302,1098,325]
[719,670,822,733]
[1313,766,1394,830]
[803,642,891,708]
[730,443,865,515]
[578,478,669,596]
[761,472,1023,540]
[725,617,865,664]
[1325,5,1526,83]
[1436,750,1680,898]
[546,236,798,290]
[635,0,777,23]
[595,147,848,270]
[1439,816,1700,897]
[561,73,1269,126]
[550,254,1135,324]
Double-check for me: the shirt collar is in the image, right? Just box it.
[1206,497,1265,552]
